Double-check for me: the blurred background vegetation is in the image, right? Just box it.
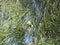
[0,0,60,45]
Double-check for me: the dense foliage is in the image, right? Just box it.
[0,0,60,45]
